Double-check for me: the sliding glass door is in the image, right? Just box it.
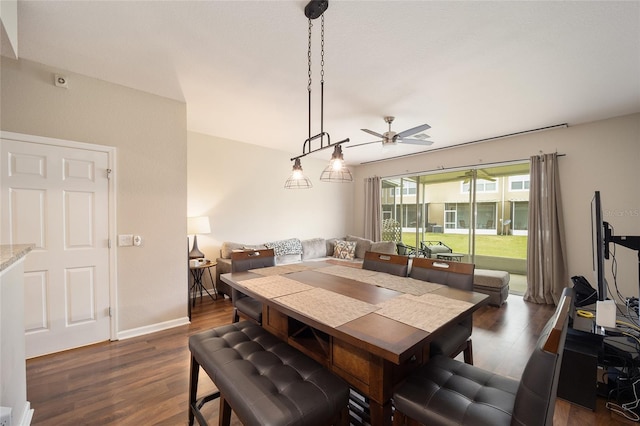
[381,162,530,274]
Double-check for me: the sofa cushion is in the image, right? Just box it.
[221,241,267,259]
[371,240,396,255]
[265,238,303,257]
[301,238,328,260]
[346,235,373,259]
[333,240,356,260]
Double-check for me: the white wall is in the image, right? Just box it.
[0,58,188,333]
[188,131,355,261]
[354,113,640,298]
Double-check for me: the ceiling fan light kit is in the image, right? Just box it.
[285,0,352,189]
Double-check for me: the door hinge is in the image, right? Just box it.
[108,239,112,249]
[107,168,112,179]
[108,307,112,317]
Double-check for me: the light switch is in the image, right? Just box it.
[118,234,133,246]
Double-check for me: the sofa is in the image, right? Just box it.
[214,235,396,298]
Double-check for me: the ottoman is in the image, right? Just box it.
[474,269,510,306]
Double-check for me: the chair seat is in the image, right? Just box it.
[393,355,519,426]
[235,297,262,323]
[430,323,471,357]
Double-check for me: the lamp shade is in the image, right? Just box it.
[187,216,211,235]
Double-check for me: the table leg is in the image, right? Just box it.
[369,400,393,426]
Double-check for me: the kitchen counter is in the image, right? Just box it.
[1,244,34,272]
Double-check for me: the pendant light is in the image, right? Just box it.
[285,0,352,189]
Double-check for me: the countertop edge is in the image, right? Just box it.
[1,244,35,273]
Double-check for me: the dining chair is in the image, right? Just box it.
[409,257,475,364]
[230,248,275,324]
[362,251,410,277]
[392,289,573,426]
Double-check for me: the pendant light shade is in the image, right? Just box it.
[320,145,353,182]
[284,158,313,189]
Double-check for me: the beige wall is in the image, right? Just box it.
[187,131,354,262]
[355,113,640,297]
[0,58,188,334]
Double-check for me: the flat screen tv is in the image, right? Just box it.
[591,191,609,301]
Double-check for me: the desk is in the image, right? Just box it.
[189,261,217,313]
[221,262,488,425]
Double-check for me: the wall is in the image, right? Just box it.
[187,131,355,265]
[354,113,640,298]
[0,58,188,334]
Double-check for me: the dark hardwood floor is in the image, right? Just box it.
[26,294,635,425]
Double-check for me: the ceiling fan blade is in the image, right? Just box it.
[361,129,385,138]
[346,140,383,148]
[396,123,431,138]
[398,139,434,146]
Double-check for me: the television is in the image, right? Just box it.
[591,191,608,301]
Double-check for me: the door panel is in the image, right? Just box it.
[1,138,110,358]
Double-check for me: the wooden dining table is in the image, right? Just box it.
[221,260,488,426]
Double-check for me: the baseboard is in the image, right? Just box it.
[117,316,190,340]
[16,401,33,426]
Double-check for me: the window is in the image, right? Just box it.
[509,175,530,191]
[462,179,497,193]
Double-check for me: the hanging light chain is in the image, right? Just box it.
[320,14,325,84]
[307,19,313,93]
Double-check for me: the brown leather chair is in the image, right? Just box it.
[230,249,275,324]
[362,251,409,277]
[410,257,475,364]
[392,289,573,426]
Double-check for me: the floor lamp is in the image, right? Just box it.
[187,216,210,259]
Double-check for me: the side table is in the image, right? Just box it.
[189,261,217,318]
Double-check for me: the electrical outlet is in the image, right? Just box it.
[133,235,142,246]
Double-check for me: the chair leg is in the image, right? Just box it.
[188,356,199,426]
[463,339,473,365]
[231,307,239,323]
[219,395,232,426]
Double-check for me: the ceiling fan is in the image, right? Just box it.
[347,116,434,149]
[460,169,496,183]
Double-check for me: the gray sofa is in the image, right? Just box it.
[214,235,396,298]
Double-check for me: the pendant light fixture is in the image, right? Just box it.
[285,0,352,189]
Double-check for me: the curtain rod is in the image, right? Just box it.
[359,123,569,165]
[382,153,566,182]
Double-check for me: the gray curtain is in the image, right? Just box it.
[364,176,382,241]
[524,153,569,305]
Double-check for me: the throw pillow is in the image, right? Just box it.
[346,235,373,259]
[333,240,356,260]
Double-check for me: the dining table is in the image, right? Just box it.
[221,260,489,426]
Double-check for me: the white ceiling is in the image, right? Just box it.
[4,1,640,165]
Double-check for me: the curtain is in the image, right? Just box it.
[524,153,569,305]
[364,176,382,241]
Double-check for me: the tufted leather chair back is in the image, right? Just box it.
[409,257,474,290]
[511,287,573,426]
[362,251,409,277]
[230,249,275,324]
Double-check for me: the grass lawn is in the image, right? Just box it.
[402,232,527,259]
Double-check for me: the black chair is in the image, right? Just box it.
[392,288,573,426]
[410,257,475,364]
[362,251,409,277]
[396,242,417,257]
[230,248,275,324]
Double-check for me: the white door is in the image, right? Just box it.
[1,137,111,358]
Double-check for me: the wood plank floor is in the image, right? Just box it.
[26,294,636,425]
